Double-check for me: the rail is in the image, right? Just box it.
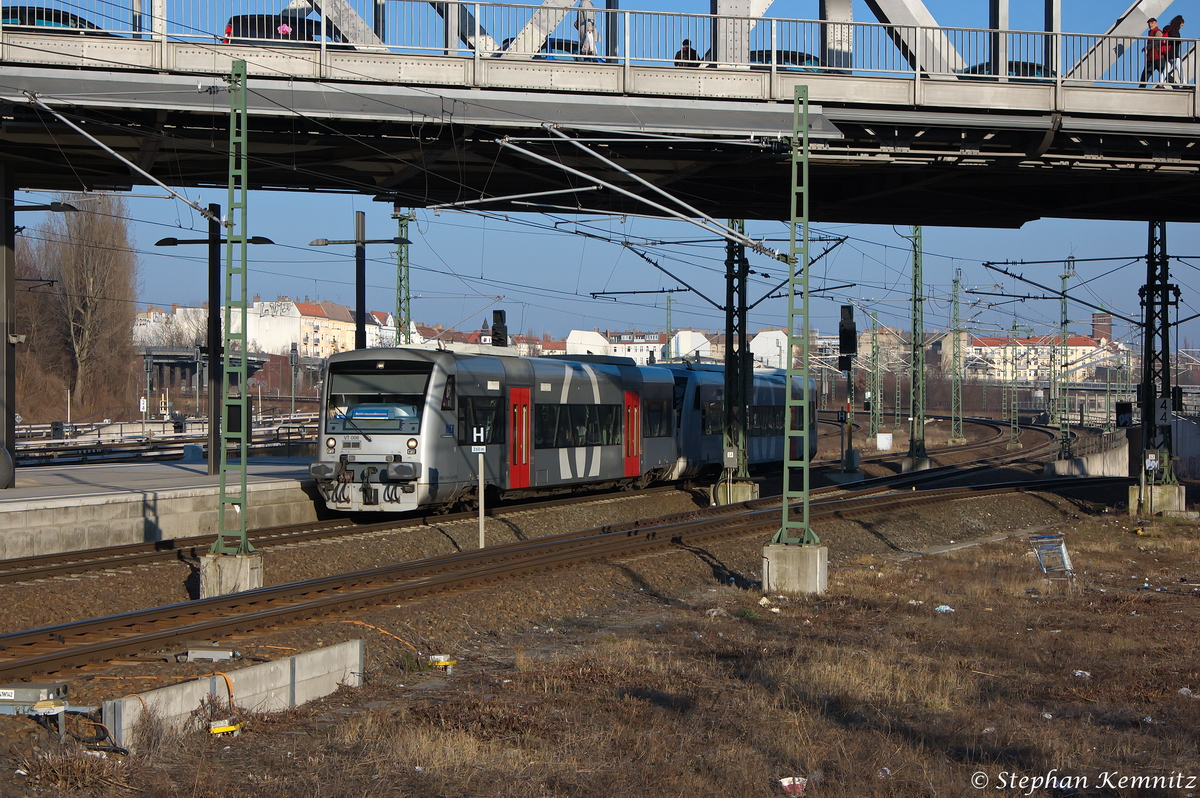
[0,472,1131,679]
[0,419,1057,585]
[1,1,1196,92]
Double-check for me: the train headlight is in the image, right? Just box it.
[325,437,336,450]
[407,438,418,450]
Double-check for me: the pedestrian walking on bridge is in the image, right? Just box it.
[575,0,599,62]
[674,39,700,67]
[1159,15,1186,87]
[1138,17,1164,87]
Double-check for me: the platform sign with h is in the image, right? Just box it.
[472,425,487,548]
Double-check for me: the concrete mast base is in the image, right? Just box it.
[200,552,264,599]
[762,544,827,594]
[1129,484,1186,518]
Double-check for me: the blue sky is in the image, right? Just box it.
[16,0,1199,348]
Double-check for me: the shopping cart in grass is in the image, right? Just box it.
[1029,534,1075,579]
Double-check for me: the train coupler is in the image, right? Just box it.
[361,467,380,505]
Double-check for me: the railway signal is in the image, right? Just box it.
[491,310,507,348]
[838,305,859,476]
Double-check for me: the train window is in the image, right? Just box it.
[440,375,456,410]
[672,377,688,428]
[533,404,559,448]
[329,368,429,396]
[534,404,621,448]
[569,406,593,446]
[642,399,672,438]
[748,406,784,437]
[325,365,430,435]
[457,396,506,445]
[599,405,622,445]
[700,400,723,436]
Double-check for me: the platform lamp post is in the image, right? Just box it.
[0,200,79,487]
[155,209,274,476]
[193,340,202,419]
[289,342,298,419]
[309,211,410,350]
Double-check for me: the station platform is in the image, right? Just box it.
[0,458,320,560]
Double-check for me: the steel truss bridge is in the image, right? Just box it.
[0,0,1198,226]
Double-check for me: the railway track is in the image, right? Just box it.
[0,472,1129,680]
[0,485,689,585]
[814,417,1054,470]
[0,420,1063,585]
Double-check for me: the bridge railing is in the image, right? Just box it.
[1,0,1196,90]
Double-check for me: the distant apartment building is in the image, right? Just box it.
[250,298,388,358]
[566,329,672,365]
[967,334,1122,382]
[137,298,408,357]
[539,337,567,357]
[563,327,833,369]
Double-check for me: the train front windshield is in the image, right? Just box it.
[325,362,432,435]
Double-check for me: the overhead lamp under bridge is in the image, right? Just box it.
[152,211,277,476]
[308,210,411,350]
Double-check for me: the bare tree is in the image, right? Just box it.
[138,306,206,348]
[22,195,139,418]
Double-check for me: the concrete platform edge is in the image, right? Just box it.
[0,467,322,559]
[103,639,364,750]
[0,476,315,514]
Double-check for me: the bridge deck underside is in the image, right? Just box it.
[1,63,1199,227]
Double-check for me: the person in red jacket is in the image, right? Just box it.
[1139,17,1164,87]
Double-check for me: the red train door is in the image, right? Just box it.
[509,387,531,489]
[624,390,641,478]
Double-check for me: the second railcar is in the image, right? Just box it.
[664,362,818,480]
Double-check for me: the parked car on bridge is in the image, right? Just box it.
[499,37,592,61]
[957,60,1055,82]
[748,49,825,72]
[0,5,112,34]
[223,14,348,48]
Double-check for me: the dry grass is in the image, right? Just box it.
[16,746,132,794]
[17,515,1200,797]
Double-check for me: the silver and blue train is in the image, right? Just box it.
[308,345,817,513]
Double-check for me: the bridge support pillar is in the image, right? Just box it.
[989,0,1008,79]
[819,0,853,69]
[710,0,757,65]
[1044,0,1061,75]
[206,204,222,477]
[355,211,367,350]
[0,167,14,489]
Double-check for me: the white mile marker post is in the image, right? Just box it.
[472,426,487,548]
